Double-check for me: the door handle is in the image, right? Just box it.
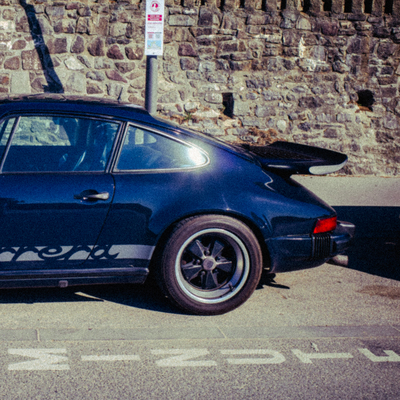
[74,190,110,201]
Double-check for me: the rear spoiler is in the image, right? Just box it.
[243,141,348,176]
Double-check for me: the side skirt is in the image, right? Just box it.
[0,267,149,289]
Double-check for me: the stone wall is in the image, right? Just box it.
[0,0,399,175]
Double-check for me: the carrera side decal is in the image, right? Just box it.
[0,245,155,263]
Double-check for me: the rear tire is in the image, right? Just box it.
[156,215,263,315]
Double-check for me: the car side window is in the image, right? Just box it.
[0,117,16,161]
[116,125,207,171]
[1,116,119,173]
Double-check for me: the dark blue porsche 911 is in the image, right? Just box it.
[0,95,354,315]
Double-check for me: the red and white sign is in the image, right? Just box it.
[145,0,164,56]
[148,15,162,21]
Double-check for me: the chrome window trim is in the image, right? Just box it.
[113,122,210,174]
[0,116,20,173]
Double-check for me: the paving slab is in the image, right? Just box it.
[294,176,400,207]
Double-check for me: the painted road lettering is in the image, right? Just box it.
[8,349,69,371]
[82,355,140,362]
[220,349,286,365]
[5,347,400,371]
[292,349,353,364]
[358,348,400,362]
[151,349,217,367]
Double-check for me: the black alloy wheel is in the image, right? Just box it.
[157,215,263,315]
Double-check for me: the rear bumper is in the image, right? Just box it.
[266,221,355,273]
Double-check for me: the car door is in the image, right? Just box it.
[0,114,119,272]
[94,124,209,268]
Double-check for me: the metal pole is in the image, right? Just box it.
[145,55,158,115]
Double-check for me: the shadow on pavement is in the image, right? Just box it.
[82,280,184,314]
[0,273,284,313]
[257,271,290,290]
[0,279,183,314]
[0,286,100,304]
[335,206,400,281]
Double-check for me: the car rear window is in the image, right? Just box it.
[116,125,208,171]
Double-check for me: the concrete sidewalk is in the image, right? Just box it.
[294,176,400,207]
[294,175,400,281]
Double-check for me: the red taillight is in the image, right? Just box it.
[313,216,337,234]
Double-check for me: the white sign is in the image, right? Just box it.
[145,0,165,56]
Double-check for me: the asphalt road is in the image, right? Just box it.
[0,176,399,399]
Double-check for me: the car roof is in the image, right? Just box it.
[0,94,153,119]
[0,93,204,139]
[0,94,255,162]
[0,93,140,107]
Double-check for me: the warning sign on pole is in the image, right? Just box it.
[145,0,165,56]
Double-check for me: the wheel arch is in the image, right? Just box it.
[148,210,271,274]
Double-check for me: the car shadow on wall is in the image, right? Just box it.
[334,206,400,281]
[19,0,64,93]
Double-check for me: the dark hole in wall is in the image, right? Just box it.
[280,0,287,10]
[357,90,375,110]
[385,0,393,14]
[364,0,373,13]
[239,0,245,7]
[261,0,268,11]
[323,0,332,11]
[303,0,311,12]
[344,0,352,13]
[219,0,225,11]
[222,93,234,118]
